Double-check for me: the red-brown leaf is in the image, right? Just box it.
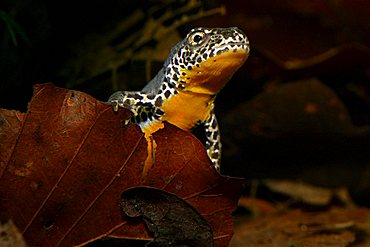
[0,83,243,246]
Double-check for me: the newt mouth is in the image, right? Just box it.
[217,42,250,54]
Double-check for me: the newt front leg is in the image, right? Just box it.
[109,91,165,177]
[109,91,163,124]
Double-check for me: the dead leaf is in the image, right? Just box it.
[121,186,213,247]
[263,179,355,206]
[230,207,370,247]
[264,179,334,206]
[0,83,243,246]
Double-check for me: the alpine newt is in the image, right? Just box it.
[109,27,250,175]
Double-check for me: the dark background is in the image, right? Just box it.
[1,0,369,206]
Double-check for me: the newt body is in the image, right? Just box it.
[109,27,249,174]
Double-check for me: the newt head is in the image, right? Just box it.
[164,27,250,96]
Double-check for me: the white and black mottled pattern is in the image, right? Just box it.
[108,27,250,171]
[204,108,222,170]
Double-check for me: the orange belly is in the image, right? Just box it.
[162,91,214,131]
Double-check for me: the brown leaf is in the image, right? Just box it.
[264,179,334,206]
[0,83,242,247]
[230,207,370,247]
[263,179,355,207]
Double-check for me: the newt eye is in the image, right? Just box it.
[193,34,203,42]
[188,31,207,46]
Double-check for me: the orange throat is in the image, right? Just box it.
[181,49,248,95]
